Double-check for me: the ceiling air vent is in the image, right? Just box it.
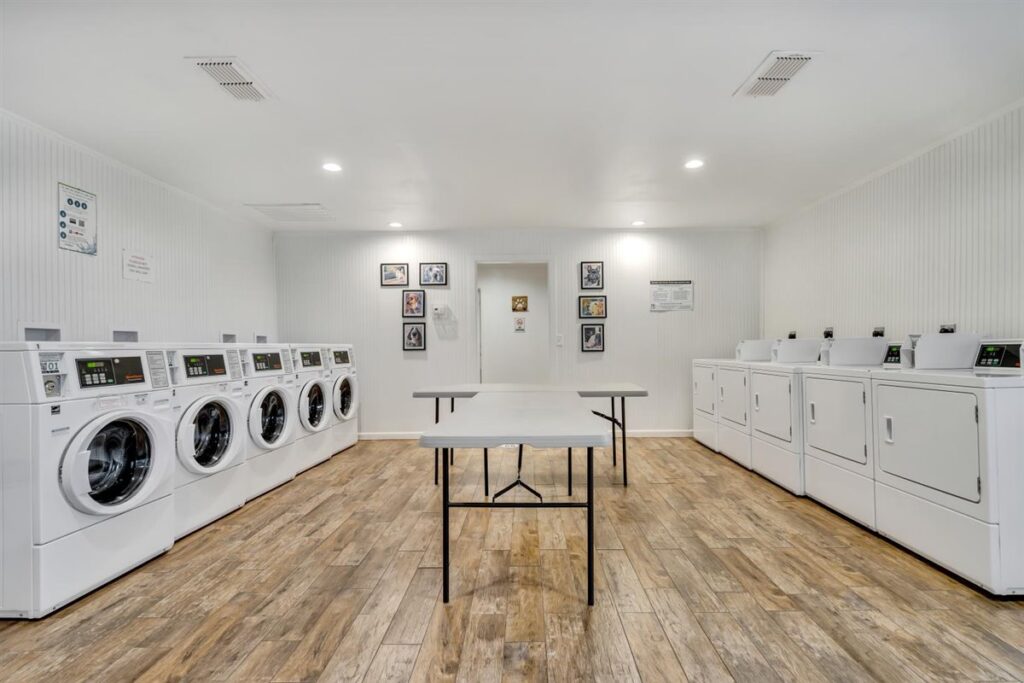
[734,51,817,98]
[244,203,335,222]
[189,57,267,101]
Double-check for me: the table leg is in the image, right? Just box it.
[450,398,455,464]
[621,396,628,487]
[587,446,594,606]
[442,447,450,603]
[484,448,489,497]
[567,448,572,496]
[610,397,617,466]
[434,398,440,486]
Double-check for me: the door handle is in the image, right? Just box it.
[809,402,816,424]
[754,393,759,410]
[884,416,894,444]
[720,386,724,399]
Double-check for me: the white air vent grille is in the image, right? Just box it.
[735,51,816,98]
[245,203,335,222]
[190,57,267,101]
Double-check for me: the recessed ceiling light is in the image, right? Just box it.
[631,220,646,227]
[684,159,705,170]
[322,162,342,173]
[388,222,403,228]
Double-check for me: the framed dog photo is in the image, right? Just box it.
[580,261,604,290]
[578,295,606,318]
[511,295,528,312]
[419,262,448,286]
[380,263,409,287]
[581,323,604,352]
[402,289,425,318]
[403,322,426,351]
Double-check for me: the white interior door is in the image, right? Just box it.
[693,365,716,417]
[477,263,550,383]
[751,371,792,442]
[805,376,867,464]
[718,367,748,427]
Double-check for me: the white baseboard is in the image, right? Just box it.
[358,431,423,441]
[358,429,694,441]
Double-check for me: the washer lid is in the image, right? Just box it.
[333,372,359,421]
[176,395,242,474]
[298,378,330,433]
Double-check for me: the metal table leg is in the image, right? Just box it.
[587,446,594,606]
[450,398,455,464]
[442,447,450,603]
[567,448,572,496]
[611,397,617,466]
[434,398,440,486]
[621,396,628,487]
[484,448,489,497]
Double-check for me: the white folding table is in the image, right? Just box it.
[419,391,611,605]
[413,382,647,487]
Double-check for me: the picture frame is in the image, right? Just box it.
[513,316,526,332]
[581,324,604,352]
[402,289,425,318]
[578,295,607,318]
[512,295,529,312]
[403,322,426,351]
[419,262,448,286]
[380,263,409,287]
[580,261,604,290]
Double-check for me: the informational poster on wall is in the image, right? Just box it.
[649,280,694,311]
[122,249,155,283]
[57,183,98,255]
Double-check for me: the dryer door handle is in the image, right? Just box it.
[884,415,895,444]
[754,393,759,410]
[809,402,816,424]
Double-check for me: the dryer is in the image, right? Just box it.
[285,344,333,473]
[236,344,299,500]
[871,334,1024,595]
[324,344,359,455]
[691,359,718,451]
[801,337,889,528]
[691,339,774,453]
[0,342,175,618]
[164,344,250,538]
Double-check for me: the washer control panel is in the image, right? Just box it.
[975,342,1022,369]
[253,352,283,372]
[300,350,323,368]
[76,356,145,388]
[184,354,228,378]
[333,350,351,365]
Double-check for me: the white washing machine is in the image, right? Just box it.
[236,344,299,500]
[801,337,890,528]
[163,344,251,538]
[285,344,333,474]
[870,334,1024,595]
[324,344,359,455]
[748,338,822,495]
[0,343,175,618]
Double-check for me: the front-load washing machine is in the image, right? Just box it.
[800,337,889,528]
[324,344,359,455]
[164,344,251,538]
[870,334,1024,595]
[236,344,299,500]
[0,342,175,618]
[284,344,332,473]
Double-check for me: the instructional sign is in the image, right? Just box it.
[122,250,154,283]
[57,183,97,255]
[650,280,694,311]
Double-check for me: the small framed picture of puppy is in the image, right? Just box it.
[380,263,409,287]
[403,322,426,351]
[580,261,604,290]
[402,289,425,318]
[581,324,604,352]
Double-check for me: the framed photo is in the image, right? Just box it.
[380,263,409,286]
[581,324,604,352]
[403,322,426,351]
[402,289,425,318]
[511,295,528,312]
[578,295,607,318]
[420,262,448,286]
[513,316,526,332]
[580,261,604,290]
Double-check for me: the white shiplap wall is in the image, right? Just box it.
[764,103,1024,340]
[275,228,762,437]
[0,109,278,342]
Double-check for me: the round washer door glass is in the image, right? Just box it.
[338,377,353,417]
[306,383,325,427]
[193,401,232,467]
[260,390,287,444]
[85,419,153,505]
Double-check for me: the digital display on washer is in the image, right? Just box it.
[975,344,1021,368]
[334,350,350,365]
[253,352,282,372]
[300,351,322,368]
[883,344,902,365]
[76,356,145,388]
[184,354,227,378]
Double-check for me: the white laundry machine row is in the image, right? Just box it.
[323,344,359,456]
[285,345,333,474]
[870,334,1024,595]
[163,344,251,539]
[0,343,176,619]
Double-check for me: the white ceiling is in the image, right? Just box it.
[2,1,1023,231]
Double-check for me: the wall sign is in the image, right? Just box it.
[650,280,693,311]
[122,249,155,283]
[57,183,98,255]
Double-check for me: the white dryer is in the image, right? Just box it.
[691,359,718,451]
[691,339,774,453]
[871,334,1024,595]
[164,344,250,538]
[0,343,175,618]
[285,345,333,473]
[801,337,890,528]
[324,344,359,454]
[748,338,822,495]
[236,344,299,500]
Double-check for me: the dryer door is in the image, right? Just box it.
[298,379,330,433]
[60,410,164,515]
[692,365,716,417]
[249,385,293,449]
[333,372,359,421]
[177,396,243,474]
[805,376,867,464]
[718,367,748,428]
[751,371,793,443]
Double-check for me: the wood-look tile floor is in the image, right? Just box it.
[2,438,1024,682]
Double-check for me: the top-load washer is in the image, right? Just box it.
[0,342,175,618]
[801,337,889,528]
[236,344,299,500]
[285,344,333,473]
[870,333,1024,594]
[163,343,251,538]
[323,344,359,456]
[691,339,774,454]
[747,338,822,495]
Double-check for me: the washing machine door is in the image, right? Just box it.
[298,378,330,433]
[249,385,293,449]
[60,410,166,516]
[333,372,358,421]
[176,396,243,474]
